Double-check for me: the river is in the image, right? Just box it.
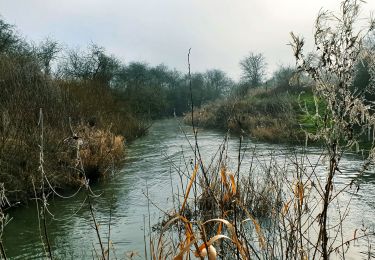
[3,119,375,259]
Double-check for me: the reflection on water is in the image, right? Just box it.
[3,118,375,259]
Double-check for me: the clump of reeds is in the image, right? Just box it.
[150,134,288,259]
[59,123,125,181]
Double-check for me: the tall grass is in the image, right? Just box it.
[184,87,305,143]
[2,0,375,259]
[149,123,374,259]
[152,1,375,259]
[0,19,151,258]
[0,51,146,203]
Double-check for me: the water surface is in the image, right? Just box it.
[3,119,375,259]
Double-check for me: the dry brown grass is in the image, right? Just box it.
[150,142,283,260]
[76,125,125,179]
[184,91,304,143]
[0,52,140,202]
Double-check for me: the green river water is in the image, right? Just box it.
[3,119,375,259]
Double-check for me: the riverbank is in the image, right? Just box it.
[1,15,239,204]
[4,118,374,259]
[183,86,314,143]
[0,50,148,204]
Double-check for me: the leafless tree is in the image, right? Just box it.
[239,52,267,87]
[58,43,120,86]
[0,19,19,53]
[37,37,61,75]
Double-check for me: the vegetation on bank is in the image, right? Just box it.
[184,86,308,143]
[183,61,318,143]
[155,1,375,259]
[0,37,134,202]
[0,17,235,203]
[184,39,374,144]
[1,0,375,259]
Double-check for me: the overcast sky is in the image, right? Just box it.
[1,0,375,80]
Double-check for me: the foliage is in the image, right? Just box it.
[185,77,307,143]
[0,18,145,203]
[0,16,237,203]
[163,1,375,260]
[3,0,375,258]
[290,0,375,258]
[114,62,234,117]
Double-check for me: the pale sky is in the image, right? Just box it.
[1,0,375,80]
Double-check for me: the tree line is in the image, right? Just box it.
[44,40,235,118]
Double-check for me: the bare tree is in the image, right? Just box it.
[0,19,19,53]
[204,69,233,97]
[37,37,61,75]
[239,52,267,87]
[59,43,120,85]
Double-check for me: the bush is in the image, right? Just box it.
[184,88,305,143]
[0,44,146,203]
